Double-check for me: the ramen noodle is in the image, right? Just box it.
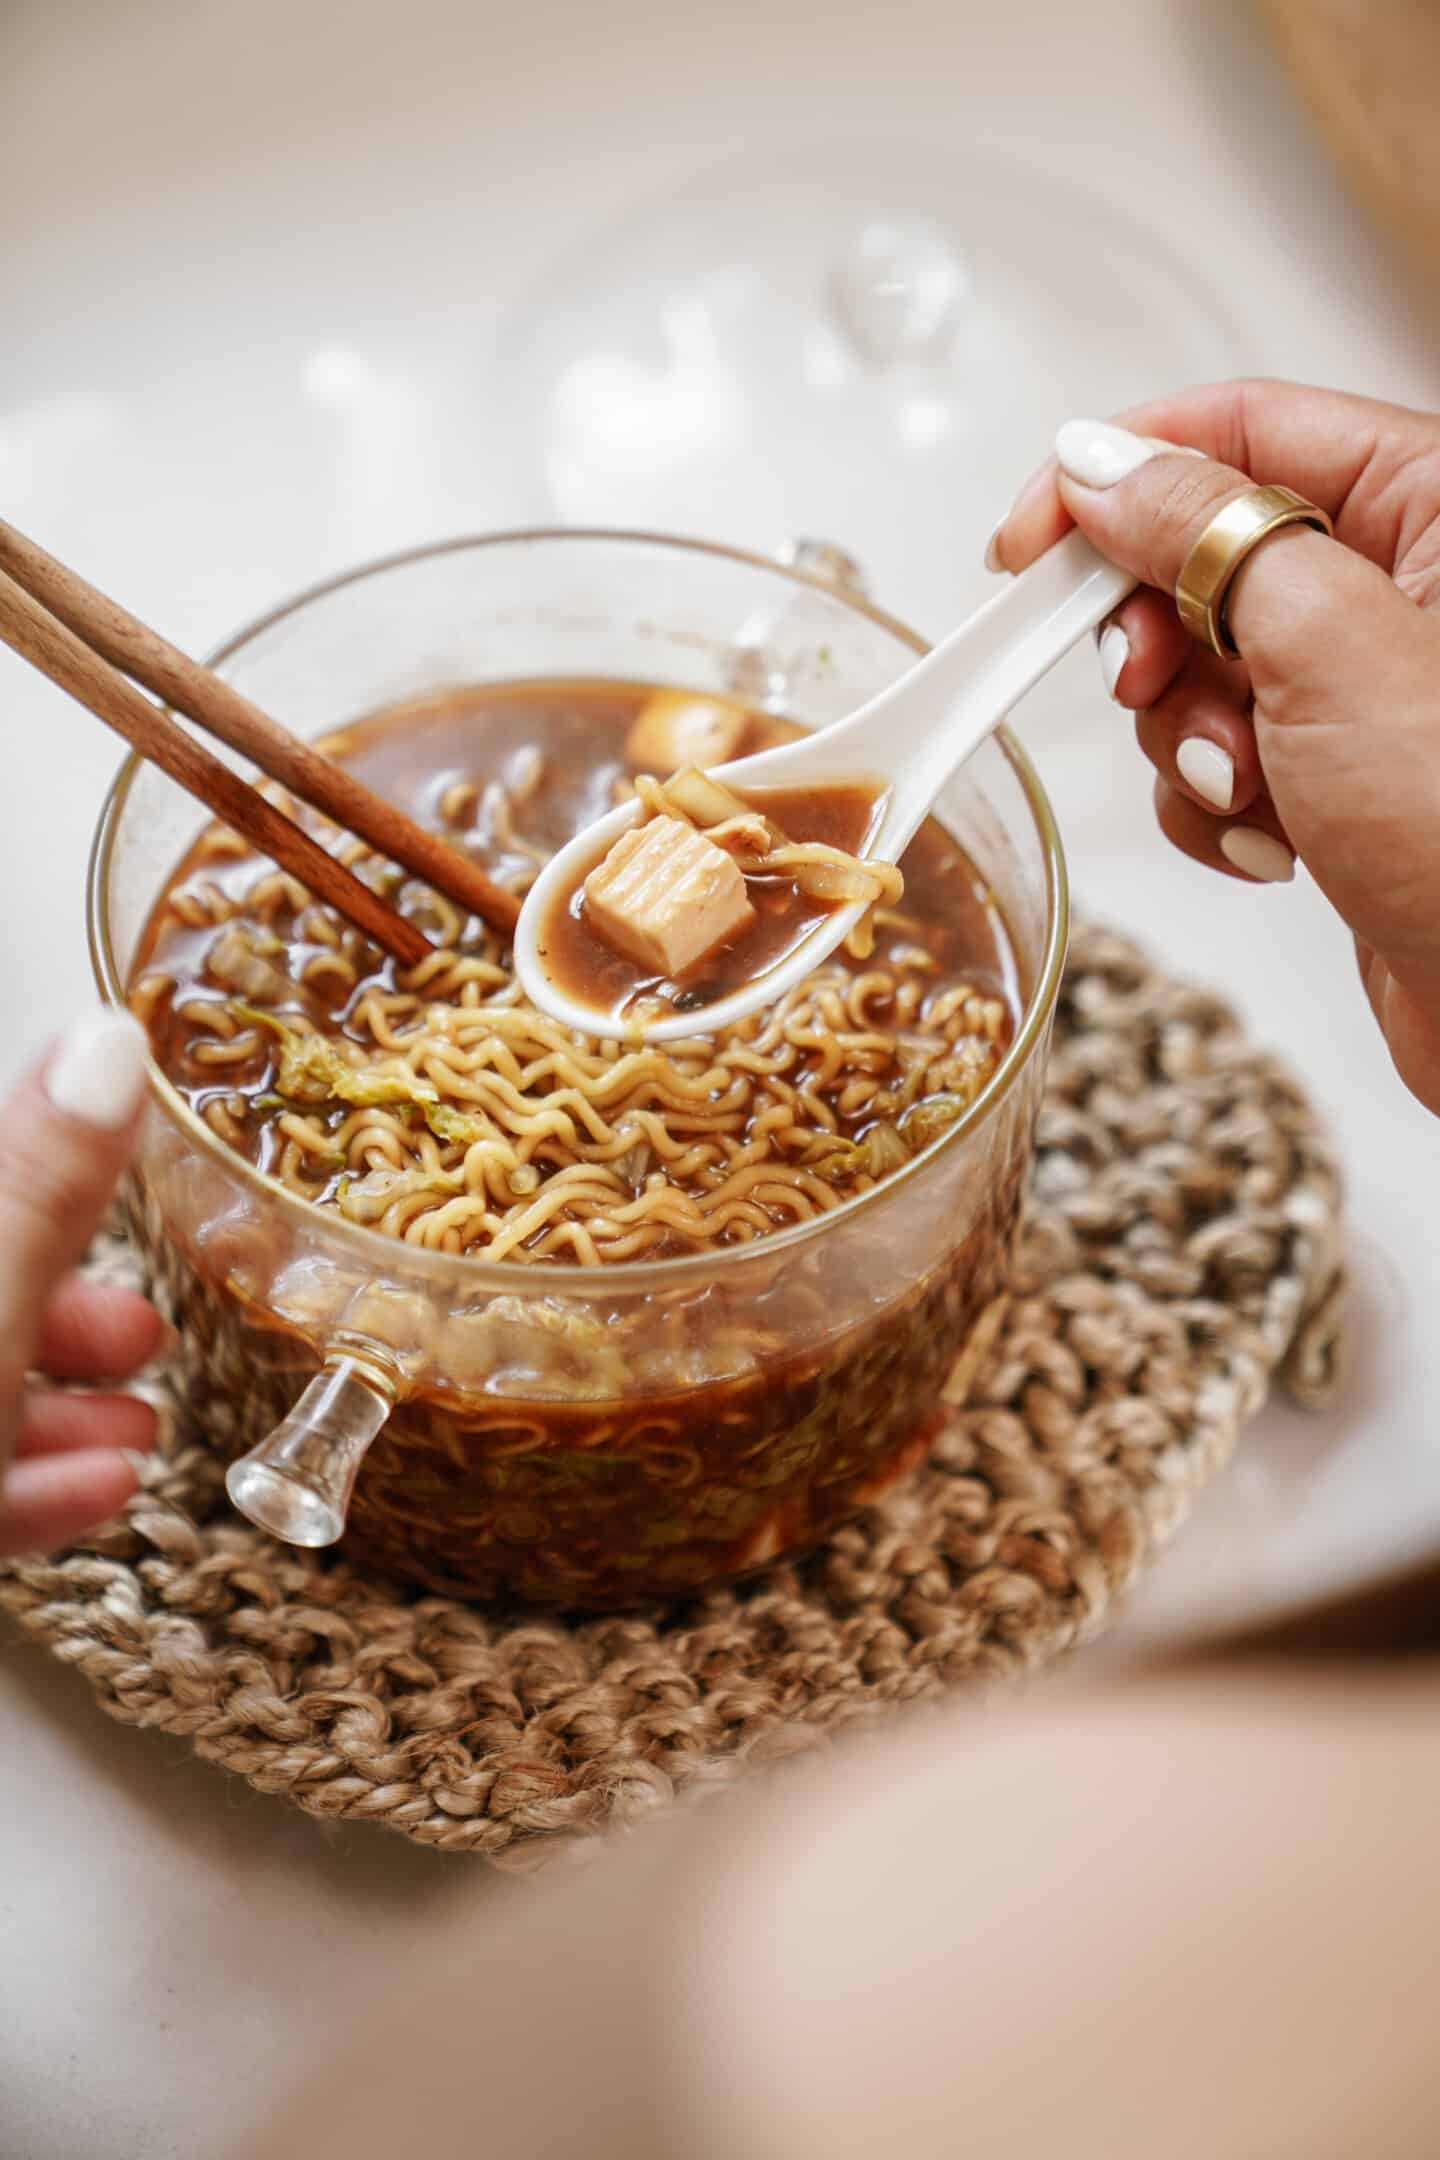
[126,679,1030,1602]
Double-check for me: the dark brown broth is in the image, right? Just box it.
[127,678,1032,1602]
[133,678,1020,1228]
[541,779,887,1024]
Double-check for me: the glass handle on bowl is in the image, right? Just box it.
[224,1356,395,1548]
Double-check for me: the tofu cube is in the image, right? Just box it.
[583,815,756,979]
[624,691,748,774]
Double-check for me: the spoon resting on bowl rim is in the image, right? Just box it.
[513,528,1133,1042]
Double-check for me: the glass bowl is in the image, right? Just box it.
[88,531,1067,1607]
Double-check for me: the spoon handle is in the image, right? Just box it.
[887,531,1137,783]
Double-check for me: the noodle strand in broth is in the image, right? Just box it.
[131,680,1017,1266]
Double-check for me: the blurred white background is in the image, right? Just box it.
[5,2,1440,2154]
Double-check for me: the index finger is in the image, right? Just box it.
[0,1012,150,1414]
[992,378,1440,575]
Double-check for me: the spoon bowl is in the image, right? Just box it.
[515,528,1133,1039]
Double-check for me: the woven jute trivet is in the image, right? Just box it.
[0,925,1344,1865]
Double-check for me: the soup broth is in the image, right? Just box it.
[543,777,891,1026]
[132,681,1017,1265]
[125,678,1032,1603]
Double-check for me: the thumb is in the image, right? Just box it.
[1052,419,1440,998]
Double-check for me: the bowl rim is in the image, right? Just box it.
[88,525,1069,1292]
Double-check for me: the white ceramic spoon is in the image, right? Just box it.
[514,530,1134,1040]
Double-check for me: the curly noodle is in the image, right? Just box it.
[134,740,1011,1266]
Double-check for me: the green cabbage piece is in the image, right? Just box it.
[814,1120,907,1183]
[424,1101,493,1146]
[235,1005,489,1145]
[815,1099,968,1183]
[335,1164,461,1223]
[897,1094,967,1152]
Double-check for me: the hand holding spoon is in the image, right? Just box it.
[515,531,1133,1041]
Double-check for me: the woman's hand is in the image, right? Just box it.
[987,379,1440,1117]
[0,1010,163,1557]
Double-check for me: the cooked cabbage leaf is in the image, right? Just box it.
[235,1006,490,1145]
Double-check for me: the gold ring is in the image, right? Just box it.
[1175,485,1334,659]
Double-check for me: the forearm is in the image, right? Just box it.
[239,1662,1440,2160]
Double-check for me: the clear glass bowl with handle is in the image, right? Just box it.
[87,530,1067,1608]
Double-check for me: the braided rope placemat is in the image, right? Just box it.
[0,925,1344,1865]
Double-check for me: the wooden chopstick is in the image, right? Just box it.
[0,519,521,938]
[0,568,432,968]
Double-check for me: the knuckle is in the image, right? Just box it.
[1233,373,1280,417]
[1136,460,1262,600]
[1149,464,1234,554]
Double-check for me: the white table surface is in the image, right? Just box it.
[5,1,1440,2153]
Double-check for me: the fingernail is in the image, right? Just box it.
[983,522,1006,574]
[1177,737,1236,812]
[1219,827,1295,884]
[44,1010,149,1130]
[1055,418,1160,490]
[1098,622,1129,698]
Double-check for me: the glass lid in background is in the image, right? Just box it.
[501,143,1253,649]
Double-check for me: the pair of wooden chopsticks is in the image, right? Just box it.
[0,519,521,967]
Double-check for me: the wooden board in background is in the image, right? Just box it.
[1262,0,1440,277]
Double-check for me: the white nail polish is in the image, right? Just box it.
[1219,827,1295,884]
[1098,622,1129,698]
[44,1010,149,1130]
[983,523,1005,574]
[1055,418,1160,489]
[1177,737,1236,812]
